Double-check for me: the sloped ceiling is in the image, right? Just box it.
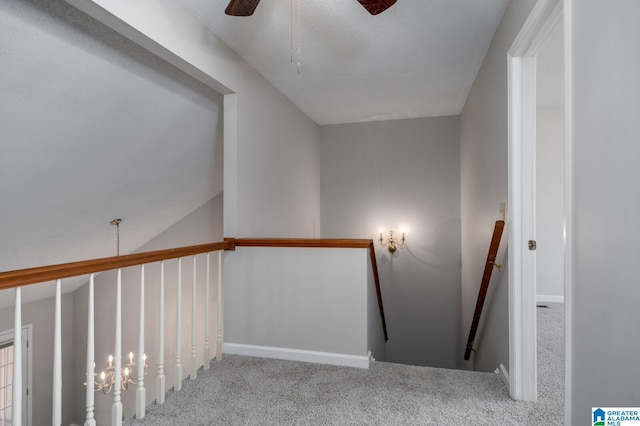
[174,0,511,125]
[0,0,223,306]
[1,0,562,306]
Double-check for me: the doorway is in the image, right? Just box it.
[507,0,569,413]
[535,22,565,307]
[0,325,32,426]
[535,16,566,421]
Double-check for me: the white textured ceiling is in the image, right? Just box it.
[174,0,511,125]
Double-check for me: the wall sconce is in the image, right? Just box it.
[379,230,406,253]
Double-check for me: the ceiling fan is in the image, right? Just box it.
[225,0,397,17]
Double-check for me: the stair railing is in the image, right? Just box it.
[0,241,231,426]
[464,220,505,361]
[0,237,387,425]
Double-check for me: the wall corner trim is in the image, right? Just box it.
[222,343,370,369]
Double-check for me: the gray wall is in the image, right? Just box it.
[224,247,369,357]
[0,293,75,426]
[72,194,223,424]
[570,1,640,423]
[536,107,564,301]
[473,254,510,373]
[459,0,536,371]
[233,87,321,238]
[320,116,461,369]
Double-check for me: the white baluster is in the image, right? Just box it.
[156,261,165,404]
[12,288,22,426]
[191,256,197,380]
[85,274,96,426]
[112,269,123,426]
[175,259,182,392]
[136,265,146,419]
[216,251,223,361]
[53,279,62,425]
[203,252,211,370]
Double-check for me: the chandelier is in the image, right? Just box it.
[87,352,147,395]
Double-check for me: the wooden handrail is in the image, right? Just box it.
[227,238,372,249]
[367,242,388,342]
[464,220,505,360]
[0,237,388,342]
[225,237,388,342]
[0,241,232,290]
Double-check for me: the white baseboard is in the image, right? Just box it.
[222,343,370,369]
[495,363,510,389]
[536,294,564,304]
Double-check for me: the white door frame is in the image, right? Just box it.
[507,0,566,405]
[0,324,33,426]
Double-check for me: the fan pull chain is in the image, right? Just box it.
[290,0,293,63]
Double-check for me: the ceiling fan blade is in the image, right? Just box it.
[357,0,397,15]
[225,0,261,16]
